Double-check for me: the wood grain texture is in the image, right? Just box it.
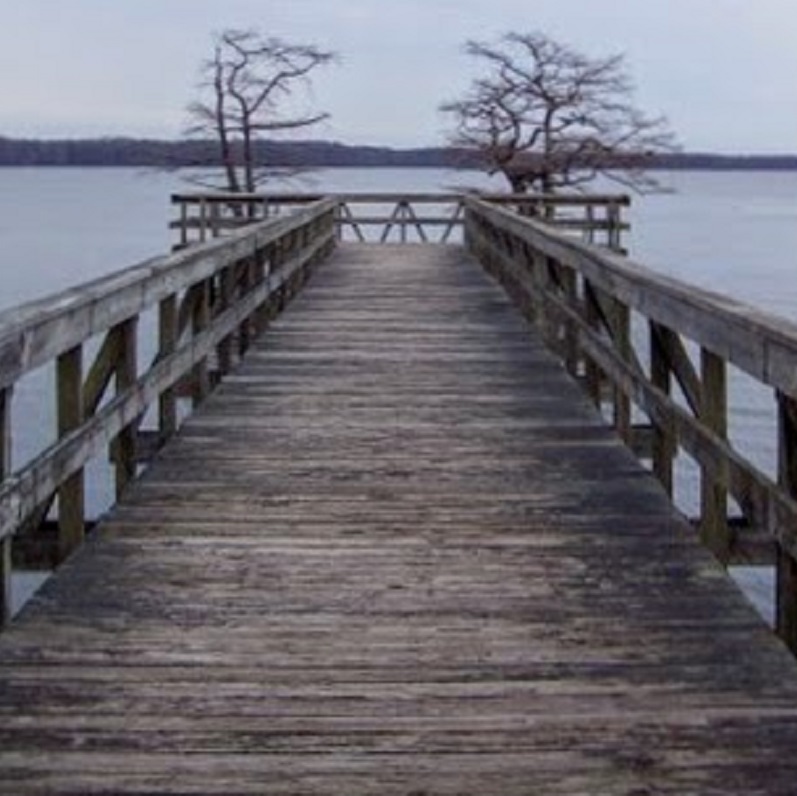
[1,243,797,794]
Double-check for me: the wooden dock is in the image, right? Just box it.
[2,242,797,793]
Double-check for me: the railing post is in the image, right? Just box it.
[649,322,675,497]
[583,281,603,409]
[158,295,178,444]
[561,266,579,378]
[217,266,236,377]
[610,299,632,445]
[777,392,797,654]
[114,319,138,499]
[198,197,208,244]
[0,387,12,626]
[607,201,623,251]
[57,345,85,560]
[192,280,212,407]
[699,348,730,562]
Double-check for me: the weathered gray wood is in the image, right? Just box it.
[171,193,629,248]
[1,244,797,794]
[464,197,797,399]
[56,345,84,560]
[158,295,178,444]
[191,280,212,408]
[467,214,797,561]
[0,230,334,545]
[699,348,730,562]
[0,388,10,625]
[649,322,675,496]
[778,392,797,653]
[0,200,337,392]
[113,318,139,499]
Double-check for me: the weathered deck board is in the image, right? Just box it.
[2,243,797,794]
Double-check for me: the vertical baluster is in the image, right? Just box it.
[114,319,139,498]
[217,266,236,377]
[649,322,675,497]
[0,387,12,626]
[699,348,730,562]
[199,197,208,243]
[192,280,212,408]
[238,260,254,358]
[561,266,579,378]
[583,281,603,409]
[777,392,797,654]
[611,299,632,446]
[57,346,85,560]
[179,201,188,250]
[158,295,178,444]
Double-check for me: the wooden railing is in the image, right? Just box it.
[171,192,629,249]
[0,199,337,625]
[464,196,797,654]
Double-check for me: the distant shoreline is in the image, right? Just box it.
[0,136,796,171]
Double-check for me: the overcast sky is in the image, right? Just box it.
[1,0,795,153]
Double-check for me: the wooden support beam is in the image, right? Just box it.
[777,392,797,654]
[699,348,730,562]
[57,346,85,561]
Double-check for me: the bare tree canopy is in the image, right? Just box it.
[187,29,336,192]
[441,32,676,194]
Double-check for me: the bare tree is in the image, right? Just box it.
[441,32,676,194]
[187,29,336,192]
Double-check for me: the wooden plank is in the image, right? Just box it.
[2,243,797,793]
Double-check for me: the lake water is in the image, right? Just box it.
[2,166,796,622]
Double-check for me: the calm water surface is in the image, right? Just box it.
[2,167,795,620]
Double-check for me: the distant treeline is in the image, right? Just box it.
[0,136,796,171]
[0,137,460,168]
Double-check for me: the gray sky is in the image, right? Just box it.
[1,0,795,152]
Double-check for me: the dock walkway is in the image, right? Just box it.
[2,243,797,793]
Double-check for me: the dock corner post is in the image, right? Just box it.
[57,345,85,561]
[699,347,730,563]
[0,387,11,627]
[777,391,797,653]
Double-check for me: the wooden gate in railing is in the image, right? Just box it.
[0,200,337,624]
[170,192,629,250]
[463,196,797,654]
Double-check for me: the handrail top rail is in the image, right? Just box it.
[0,198,336,392]
[171,190,631,207]
[465,196,797,397]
